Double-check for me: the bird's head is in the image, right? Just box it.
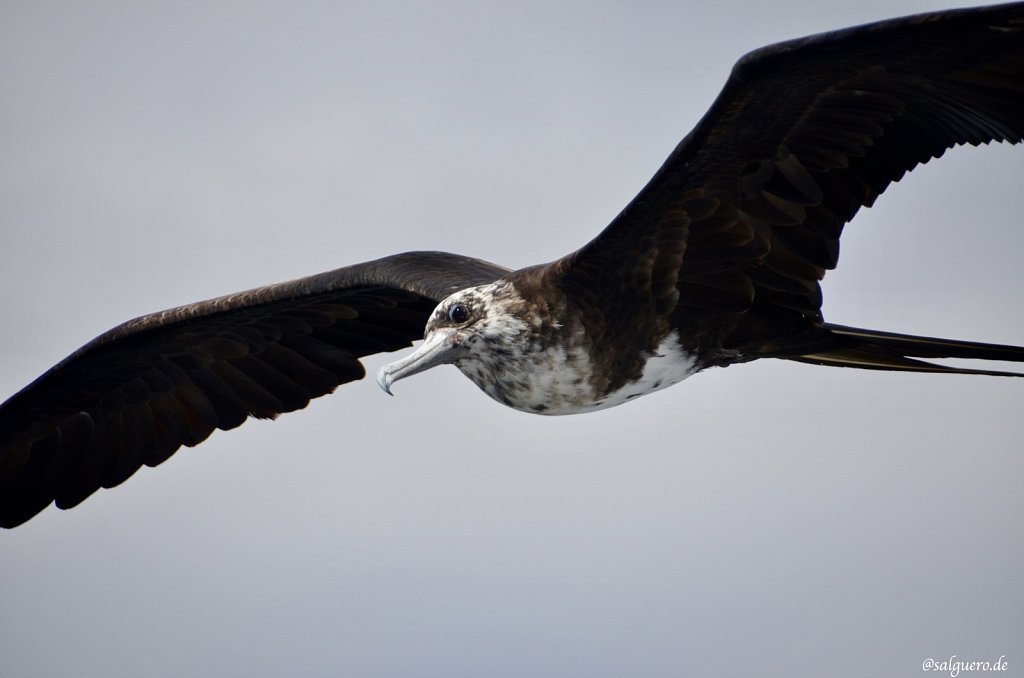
[376,280,531,396]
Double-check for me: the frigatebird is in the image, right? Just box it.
[2,3,1023,528]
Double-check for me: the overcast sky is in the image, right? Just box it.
[1,2,1022,677]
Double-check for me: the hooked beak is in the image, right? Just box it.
[376,329,460,395]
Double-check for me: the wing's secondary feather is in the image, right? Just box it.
[559,3,1024,335]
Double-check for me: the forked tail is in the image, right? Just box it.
[787,324,1024,377]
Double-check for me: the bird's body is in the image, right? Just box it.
[3,2,1024,527]
[400,277,700,415]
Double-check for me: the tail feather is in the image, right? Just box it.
[786,323,1024,377]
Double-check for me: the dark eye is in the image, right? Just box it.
[447,303,470,323]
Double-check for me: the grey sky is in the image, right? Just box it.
[1,2,1021,677]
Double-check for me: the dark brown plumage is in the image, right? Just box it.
[0,253,508,527]
[2,2,1023,528]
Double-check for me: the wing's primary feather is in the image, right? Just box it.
[0,251,507,528]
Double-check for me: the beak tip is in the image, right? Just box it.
[375,332,456,397]
[376,367,394,396]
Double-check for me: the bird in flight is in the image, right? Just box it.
[2,2,1022,528]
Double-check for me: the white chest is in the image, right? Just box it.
[584,333,698,414]
[459,331,698,416]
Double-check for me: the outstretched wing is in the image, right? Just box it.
[0,251,508,527]
[556,3,1024,331]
